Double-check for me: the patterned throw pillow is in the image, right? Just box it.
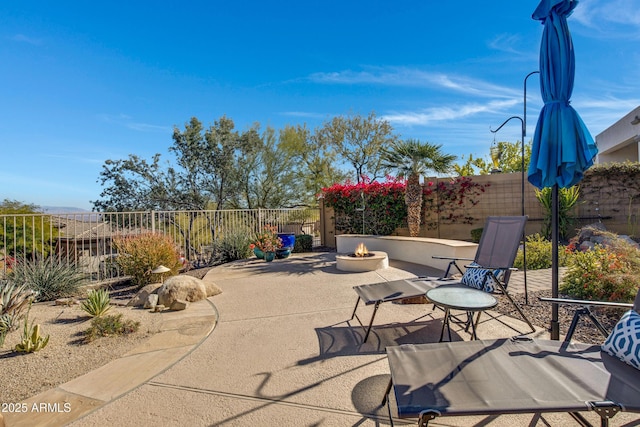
[460,262,504,293]
[601,309,640,370]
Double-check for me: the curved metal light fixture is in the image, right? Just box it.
[151,265,171,283]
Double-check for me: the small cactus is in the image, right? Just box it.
[14,307,49,353]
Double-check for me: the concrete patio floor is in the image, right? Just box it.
[5,252,639,426]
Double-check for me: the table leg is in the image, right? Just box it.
[467,311,478,340]
[439,308,452,342]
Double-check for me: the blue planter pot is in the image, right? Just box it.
[264,251,276,262]
[276,248,291,259]
[277,233,296,250]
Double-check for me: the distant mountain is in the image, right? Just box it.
[41,206,92,214]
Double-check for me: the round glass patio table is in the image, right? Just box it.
[426,284,498,342]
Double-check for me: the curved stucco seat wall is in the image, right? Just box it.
[335,235,478,272]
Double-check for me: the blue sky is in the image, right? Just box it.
[1,0,639,210]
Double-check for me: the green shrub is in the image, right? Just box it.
[212,229,253,264]
[10,257,85,302]
[84,313,140,343]
[293,234,313,253]
[514,233,568,270]
[81,289,111,317]
[561,242,640,303]
[113,233,182,287]
[470,228,483,243]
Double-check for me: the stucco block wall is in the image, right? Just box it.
[320,171,640,248]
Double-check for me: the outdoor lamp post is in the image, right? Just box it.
[485,71,538,305]
[356,190,366,235]
[524,71,540,147]
[151,265,171,283]
[523,71,540,210]
[489,141,503,174]
[490,115,529,303]
[490,115,525,214]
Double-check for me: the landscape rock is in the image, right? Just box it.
[571,223,640,251]
[170,299,188,311]
[157,275,207,307]
[203,280,222,297]
[127,283,163,307]
[153,304,165,312]
[144,294,158,309]
[579,241,595,252]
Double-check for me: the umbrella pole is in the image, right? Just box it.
[551,184,560,340]
[522,70,539,306]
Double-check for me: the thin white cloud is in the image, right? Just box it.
[280,111,327,119]
[488,33,525,55]
[572,94,640,133]
[10,34,42,45]
[579,96,640,111]
[572,0,640,38]
[382,99,520,126]
[308,67,519,99]
[97,113,171,133]
[126,122,172,132]
[43,152,104,165]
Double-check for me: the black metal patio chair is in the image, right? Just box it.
[350,216,534,342]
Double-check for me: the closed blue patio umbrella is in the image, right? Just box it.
[528,0,598,340]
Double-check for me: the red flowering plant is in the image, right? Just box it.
[561,232,640,303]
[322,176,407,235]
[250,225,283,253]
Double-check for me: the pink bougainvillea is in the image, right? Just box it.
[322,175,489,235]
[322,176,407,235]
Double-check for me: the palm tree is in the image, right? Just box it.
[381,139,456,236]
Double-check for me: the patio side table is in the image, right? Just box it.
[426,284,498,341]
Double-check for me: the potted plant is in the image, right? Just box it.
[250,225,283,262]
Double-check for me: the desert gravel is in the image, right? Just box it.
[0,301,164,403]
[1,268,213,404]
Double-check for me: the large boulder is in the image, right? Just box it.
[157,275,208,307]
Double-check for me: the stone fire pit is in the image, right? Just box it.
[335,243,389,272]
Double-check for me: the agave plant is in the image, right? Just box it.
[535,185,581,242]
[81,288,112,317]
[9,256,85,302]
[0,280,37,347]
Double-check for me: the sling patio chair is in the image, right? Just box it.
[350,216,534,342]
[382,290,640,427]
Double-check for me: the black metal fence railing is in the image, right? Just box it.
[1,208,320,282]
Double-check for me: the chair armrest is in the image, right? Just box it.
[465,264,518,272]
[539,297,633,309]
[539,297,633,342]
[431,256,474,261]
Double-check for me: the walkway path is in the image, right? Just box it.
[5,254,636,426]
